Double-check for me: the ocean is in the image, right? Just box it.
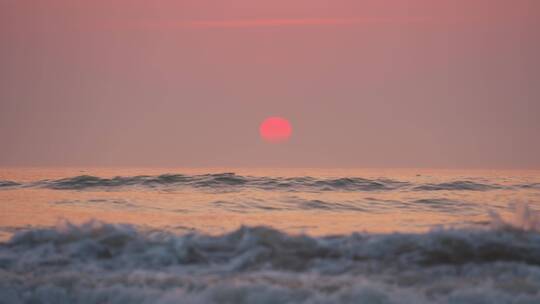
[1,168,540,303]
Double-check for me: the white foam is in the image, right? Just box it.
[2,207,540,303]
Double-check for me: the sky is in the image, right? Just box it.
[1,0,539,168]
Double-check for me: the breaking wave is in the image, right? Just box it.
[1,206,540,304]
[0,173,521,192]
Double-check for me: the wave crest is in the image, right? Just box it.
[23,173,411,192]
[1,173,516,193]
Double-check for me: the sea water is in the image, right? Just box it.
[1,168,540,303]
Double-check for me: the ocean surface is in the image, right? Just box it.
[1,168,540,303]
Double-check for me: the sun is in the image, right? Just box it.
[259,117,292,143]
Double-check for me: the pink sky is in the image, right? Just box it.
[1,0,539,168]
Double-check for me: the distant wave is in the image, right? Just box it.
[44,196,484,214]
[2,209,540,303]
[208,198,366,212]
[16,173,412,191]
[517,183,540,189]
[0,180,19,188]
[411,198,479,214]
[412,180,501,191]
[295,199,366,211]
[0,173,521,193]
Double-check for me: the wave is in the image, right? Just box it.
[6,216,540,270]
[20,173,411,191]
[210,198,366,212]
[411,198,479,214]
[2,209,540,304]
[0,173,516,193]
[46,196,483,214]
[517,183,540,189]
[0,180,19,188]
[412,180,501,191]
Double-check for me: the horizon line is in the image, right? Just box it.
[138,17,429,30]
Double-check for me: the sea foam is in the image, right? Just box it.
[1,206,540,304]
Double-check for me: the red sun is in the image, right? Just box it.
[259,117,292,143]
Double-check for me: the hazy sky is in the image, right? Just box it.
[1,0,539,168]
